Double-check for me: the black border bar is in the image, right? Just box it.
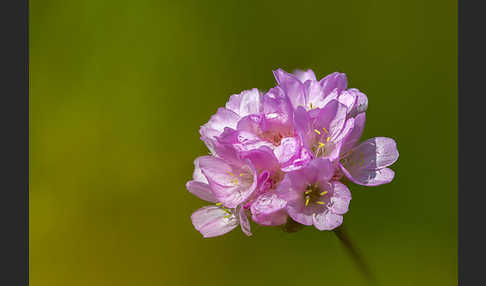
[0,0,29,285]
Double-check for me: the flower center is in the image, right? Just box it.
[339,149,365,167]
[303,183,328,207]
[227,170,252,186]
[311,127,331,157]
[215,203,234,218]
[260,131,284,146]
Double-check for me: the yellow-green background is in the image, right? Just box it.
[30,0,457,285]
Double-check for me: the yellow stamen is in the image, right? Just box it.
[310,102,314,109]
[314,129,321,135]
[227,172,235,177]
[234,179,238,185]
[322,127,328,134]
[320,191,328,196]
[239,173,243,176]
[316,201,326,205]
[305,197,310,207]
[304,190,312,195]
[318,142,325,148]
[326,137,330,142]
[215,202,222,206]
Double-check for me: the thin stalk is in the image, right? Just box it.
[333,225,378,286]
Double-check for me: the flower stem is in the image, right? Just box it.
[333,224,378,286]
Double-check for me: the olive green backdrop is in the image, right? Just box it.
[30,1,457,285]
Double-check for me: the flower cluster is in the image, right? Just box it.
[187,69,399,238]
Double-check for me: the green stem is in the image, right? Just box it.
[333,225,378,286]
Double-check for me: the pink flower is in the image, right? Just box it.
[214,87,311,172]
[187,68,398,238]
[294,100,355,161]
[186,157,218,203]
[197,155,258,209]
[191,205,252,238]
[199,88,263,154]
[340,136,399,186]
[189,145,283,237]
[250,191,288,226]
[187,159,253,238]
[276,158,351,230]
[276,68,368,119]
[274,68,348,111]
[233,87,295,151]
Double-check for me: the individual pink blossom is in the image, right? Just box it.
[232,87,296,154]
[329,110,400,186]
[339,136,399,186]
[197,155,258,209]
[186,157,218,203]
[191,205,252,238]
[294,100,355,162]
[276,158,351,230]
[187,159,253,237]
[274,68,348,111]
[199,88,263,154]
[250,191,288,226]
[277,68,368,120]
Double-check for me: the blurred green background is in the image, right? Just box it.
[30,0,457,285]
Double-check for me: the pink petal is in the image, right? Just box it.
[200,107,240,137]
[250,192,288,226]
[273,69,306,109]
[282,158,334,191]
[341,113,366,154]
[325,101,348,140]
[305,80,326,109]
[273,137,300,166]
[275,176,300,202]
[225,88,262,117]
[340,165,395,186]
[293,106,312,144]
[292,69,317,83]
[349,137,399,169]
[337,89,357,113]
[218,125,274,154]
[287,200,314,226]
[325,117,354,161]
[312,210,343,230]
[238,206,252,236]
[280,147,312,172]
[192,157,208,183]
[262,87,294,133]
[186,181,217,203]
[311,158,335,182]
[314,100,341,132]
[198,156,234,185]
[340,137,398,186]
[191,206,239,238]
[328,182,351,215]
[319,72,347,96]
[198,156,258,208]
[240,146,280,173]
[237,114,264,134]
[349,88,368,117]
